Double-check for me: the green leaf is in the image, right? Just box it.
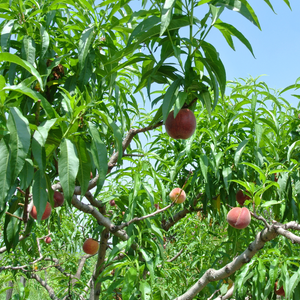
[0,137,11,207]
[160,0,176,36]
[234,139,249,167]
[89,122,108,195]
[200,155,208,182]
[140,249,154,283]
[22,35,36,65]
[209,4,224,25]
[78,24,96,71]
[140,280,151,300]
[214,20,255,57]
[32,119,57,172]
[4,198,21,252]
[1,19,14,52]
[287,140,300,162]
[58,138,79,204]
[0,74,6,105]
[174,91,188,117]
[241,162,266,183]
[211,0,261,29]
[0,53,43,90]
[222,167,232,193]
[201,41,226,97]
[18,158,34,191]
[162,77,183,122]
[32,170,48,222]
[75,137,92,196]
[92,111,122,163]
[4,84,56,119]
[7,107,31,183]
[40,25,49,59]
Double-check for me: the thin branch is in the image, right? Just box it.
[162,193,203,231]
[250,211,271,230]
[167,248,185,263]
[212,284,234,300]
[5,212,23,221]
[113,203,173,231]
[93,228,110,299]
[31,273,58,300]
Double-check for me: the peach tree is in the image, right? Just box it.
[0,0,299,299]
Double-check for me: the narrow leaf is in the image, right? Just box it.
[234,139,249,167]
[7,107,31,182]
[58,138,79,204]
[32,170,48,222]
[160,0,176,36]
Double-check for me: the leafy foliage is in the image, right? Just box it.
[0,0,298,299]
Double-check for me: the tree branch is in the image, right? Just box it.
[31,273,58,300]
[174,223,280,300]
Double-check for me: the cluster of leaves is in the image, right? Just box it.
[0,0,298,299]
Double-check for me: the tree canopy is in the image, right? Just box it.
[0,0,300,299]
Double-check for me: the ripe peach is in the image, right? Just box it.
[30,202,52,220]
[109,199,116,206]
[83,238,99,255]
[53,191,64,207]
[165,109,196,139]
[236,190,250,206]
[169,188,186,204]
[227,207,251,229]
[45,236,52,244]
[274,281,285,296]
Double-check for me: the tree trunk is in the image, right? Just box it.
[6,281,14,300]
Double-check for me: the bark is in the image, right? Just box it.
[93,228,110,300]
[174,224,279,300]
[31,273,58,300]
[5,281,13,300]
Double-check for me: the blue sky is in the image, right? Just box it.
[204,1,300,108]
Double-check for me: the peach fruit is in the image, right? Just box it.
[236,190,250,206]
[169,188,186,204]
[30,202,52,220]
[274,282,285,296]
[53,191,64,207]
[83,238,99,255]
[45,237,52,244]
[165,109,196,139]
[227,207,251,229]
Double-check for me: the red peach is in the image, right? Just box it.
[274,281,285,296]
[45,236,52,244]
[53,191,64,207]
[82,238,99,255]
[165,109,196,139]
[236,190,250,206]
[30,202,52,220]
[109,200,116,206]
[169,188,186,204]
[227,207,251,229]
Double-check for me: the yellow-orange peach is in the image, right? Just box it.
[82,238,99,255]
[165,109,196,139]
[169,188,186,204]
[30,202,52,220]
[227,207,251,229]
